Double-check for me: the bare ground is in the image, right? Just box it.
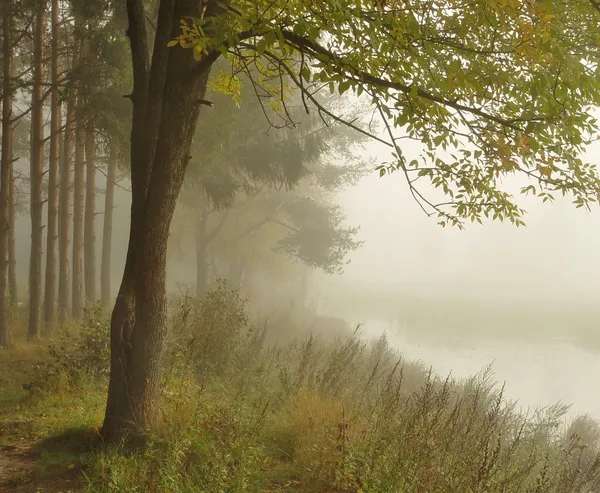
[0,431,82,493]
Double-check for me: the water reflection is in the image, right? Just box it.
[363,320,600,421]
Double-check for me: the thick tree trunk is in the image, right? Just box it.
[8,166,17,308]
[102,0,216,444]
[58,20,81,323]
[195,202,208,299]
[0,6,13,348]
[28,8,45,340]
[72,119,85,319]
[44,0,61,330]
[84,128,96,304]
[101,146,117,305]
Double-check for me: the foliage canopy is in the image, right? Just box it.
[174,0,600,227]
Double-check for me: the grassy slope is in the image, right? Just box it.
[2,290,600,492]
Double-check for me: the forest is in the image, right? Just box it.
[1,0,600,491]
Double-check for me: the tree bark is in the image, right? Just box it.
[0,5,13,348]
[28,8,46,340]
[58,34,81,323]
[44,0,61,330]
[8,165,17,309]
[84,127,96,304]
[72,118,85,319]
[101,145,117,305]
[102,0,217,444]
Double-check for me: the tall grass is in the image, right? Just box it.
[6,282,600,492]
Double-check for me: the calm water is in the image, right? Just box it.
[364,321,600,421]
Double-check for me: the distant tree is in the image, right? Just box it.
[84,126,96,304]
[103,0,600,444]
[101,145,118,305]
[71,112,85,319]
[58,11,83,323]
[179,73,365,297]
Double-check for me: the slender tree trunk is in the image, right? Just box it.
[0,6,13,348]
[44,0,61,330]
[195,202,208,299]
[84,127,96,304]
[58,119,74,323]
[28,8,46,340]
[72,118,85,319]
[8,165,17,308]
[228,255,245,288]
[58,14,81,323]
[102,0,215,444]
[101,146,116,305]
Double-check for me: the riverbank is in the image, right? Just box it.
[2,288,600,492]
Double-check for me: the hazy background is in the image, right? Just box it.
[10,112,600,420]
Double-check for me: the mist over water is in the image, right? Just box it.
[311,139,600,422]
[367,321,600,421]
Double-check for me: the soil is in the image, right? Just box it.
[0,425,81,493]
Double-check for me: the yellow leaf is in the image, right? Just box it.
[192,45,202,62]
[167,39,179,48]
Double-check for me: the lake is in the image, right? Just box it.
[363,320,600,422]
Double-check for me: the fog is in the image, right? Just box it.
[8,95,600,425]
[315,137,600,420]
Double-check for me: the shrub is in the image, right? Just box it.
[26,303,110,395]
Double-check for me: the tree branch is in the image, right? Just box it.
[279,30,552,131]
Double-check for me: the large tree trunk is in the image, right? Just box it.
[72,118,85,319]
[101,0,216,444]
[58,18,81,323]
[28,8,46,339]
[0,5,13,348]
[8,165,17,308]
[44,0,61,330]
[101,146,117,305]
[84,127,96,304]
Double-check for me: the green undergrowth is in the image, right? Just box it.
[2,285,600,492]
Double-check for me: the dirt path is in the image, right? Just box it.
[0,428,81,493]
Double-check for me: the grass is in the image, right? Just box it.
[2,286,600,492]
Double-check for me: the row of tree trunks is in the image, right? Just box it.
[0,3,118,346]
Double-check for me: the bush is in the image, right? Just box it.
[164,280,266,382]
[27,303,110,395]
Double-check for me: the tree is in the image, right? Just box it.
[101,145,118,305]
[43,0,61,330]
[0,1,14,348]
[71,115,85,319]
[8,165,17,308]
[180,73,364,297]
[28,3,45,339]
[58,13,82,323]
[102,0,600,444]
[84,126,96,304]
